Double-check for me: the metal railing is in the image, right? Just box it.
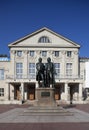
[6,74,83,80]
[55,74,83,80]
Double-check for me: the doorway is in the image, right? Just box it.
[54,84,61,100]
[27,84,35,100]
[14,84,21,100]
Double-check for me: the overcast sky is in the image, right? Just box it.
[0,0,89,57]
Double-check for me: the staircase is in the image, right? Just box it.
[23,106,73,116]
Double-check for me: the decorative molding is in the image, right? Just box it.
[61,51,66,55]
[11,50,16,54]
[74,51,78,55]
[36,50,41,55]
[23,50,28,54]
[48,50,53,54]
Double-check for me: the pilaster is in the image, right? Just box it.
[21,83,24,101]
[79,83,83,101]
[64,83,69,101]
[5,83,10,100]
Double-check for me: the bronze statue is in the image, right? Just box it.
[45,57,55,88]
[36,57,45,87]
[36,57,55,88]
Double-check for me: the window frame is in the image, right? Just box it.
[66,63,72,76]
[38,36,51,43]
[17,51,22,57]
[0,69,4,80]
[67,51,72,57]
[54,63,60,78]
[29,51,35,57]
[28,63,35,79]
[0,88,4,97]
[41,51,47,57]
[54,51,60,57]
[16,63,23,79]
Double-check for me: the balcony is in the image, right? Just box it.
[6,74,83,82]
[55,75,83,80]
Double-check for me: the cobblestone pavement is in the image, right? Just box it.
[0,104,89,130]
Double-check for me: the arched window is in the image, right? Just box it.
[38,36,51,43]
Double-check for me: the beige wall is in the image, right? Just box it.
[0,61,10,100]
[10,47,79,78]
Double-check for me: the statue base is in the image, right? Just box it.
[35,88,55,106]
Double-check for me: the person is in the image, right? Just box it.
[36,57,45,87]
[45,57,55,87]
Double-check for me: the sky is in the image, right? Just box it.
[0,0,89,57]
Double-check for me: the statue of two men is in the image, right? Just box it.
[36,57,55,88]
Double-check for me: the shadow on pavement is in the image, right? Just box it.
[63,104,76,109]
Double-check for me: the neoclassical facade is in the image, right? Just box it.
[0,27,89,104]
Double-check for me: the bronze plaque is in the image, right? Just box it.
[41,92,50,97]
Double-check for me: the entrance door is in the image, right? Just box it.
[14,84,21,100]
[70,87,73,101]
[69,84,79,102]
[28,84,35,100]
[54,86,60,100]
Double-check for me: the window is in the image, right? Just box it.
[67,51,72,57]
[16,63,23,78]
[38,36,50,43]
[66,63,72,76]
[29,51,35,57]
[41,51,47,57]
[29,63,35,79]
[0,69,4,80]
[0,88,4,96]
[17,51,22,57]
[54,63,60,78]
[54,51,59,57]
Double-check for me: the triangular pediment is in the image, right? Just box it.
[8,27,80,48]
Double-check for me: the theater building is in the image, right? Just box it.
[0,27,89,104]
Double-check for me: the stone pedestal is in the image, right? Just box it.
[35,88,55,106]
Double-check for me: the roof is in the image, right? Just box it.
[0,57,10,61]
[80,57,89,62]
[8,27,80,48]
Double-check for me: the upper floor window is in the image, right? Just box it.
[29,51,35,57]
[17,51,22,57]
[38,36,51,43]
[54,51,60,57]
[0,88,4,96]
[29,63,35,79]
[54,63,60,78]
[67,51,72,57]
[16,63,23,78]
[41,51,47,57]
[0,69,4,80]
[66,63,72,76]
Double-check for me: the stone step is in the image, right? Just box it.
[27,106,63,110]
[21,106,73,116]
[21,112,73,116]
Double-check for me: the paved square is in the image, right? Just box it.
[0,105,89,130]
[0,106,89,123]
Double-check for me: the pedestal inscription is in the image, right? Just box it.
[41,92,50,97]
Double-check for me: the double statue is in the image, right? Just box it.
[36,57,55,88]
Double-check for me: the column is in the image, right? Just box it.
[79,83,83,101]
[65,83,68,101]
[36,81,39,88]
[23,51,28,78]
[6,83,10,100]
[24,86,27,100]
[21,83,24,101]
